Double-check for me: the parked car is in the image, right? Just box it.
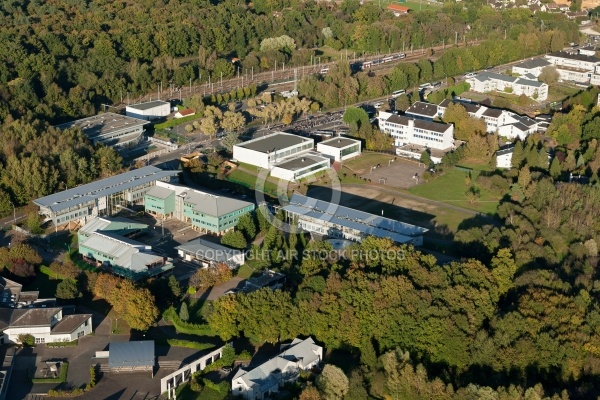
[374,102,384,109]
[464,72,476,78]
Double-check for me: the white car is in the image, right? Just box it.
[464,72,477,78]
[374,102,384,109]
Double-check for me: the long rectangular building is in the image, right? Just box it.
[34,166,178,229]
[282,193,428,245]
[56,112,148,150]
[378,112,454,150]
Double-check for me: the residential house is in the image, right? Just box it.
[0,277,92,345]
[466,72,548,100]
[231,337,323,400]
[545,50,600,84]
[511,58,553,78]
[496,145,514,169]
[174,109,195,119]
[566,10,589,20]
[405,102,440,121]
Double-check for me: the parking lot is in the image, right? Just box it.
[360,157,426,189]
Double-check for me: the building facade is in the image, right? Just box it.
[511,58,552,78]
[233,132,314,169]
[496,146,514,169]
[144,181,255,235]
[378,112,454,150]
[316,137,362,161]
[33,166,178,230]
[125,100,170,121]
[282,193,428,246]
[269,153,330,181]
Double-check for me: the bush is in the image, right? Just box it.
[31,362,68,383]
[18,334,34,347]
[202,378,230,394]
[47,388,85,397]
[162,307,216,336]
[164,339,215,351]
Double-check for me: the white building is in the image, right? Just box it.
[270,153,330,182]
[55,112,149,150]
[511,58,552,78]
[33,166,178,229]
[0,277,92,345]
[496,146,514,169]
[125,100,171,121]
[176,238,245,269]
[466,72,548,101]
[437,99,538,139]
[316,137,362,161]
[232,337,323,400]
[378,111,454,150]
[233,132,314,169]
[282,193,428,246]
[545,51,600,84]
[405,101,439,121]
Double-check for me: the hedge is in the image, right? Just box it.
[162,307,216,336]
[162,339,216,351]
[31,361,68,383]
[47,388,85,397]
[46,340,78,348]
[154,114,200,130]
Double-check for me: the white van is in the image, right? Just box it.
[391,90,406,98]
[418,83,432,91]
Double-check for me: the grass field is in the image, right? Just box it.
[176,384,225,400]
[408,169,500,215]
[226,169,280,196]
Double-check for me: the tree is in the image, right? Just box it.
[179,301,189,322]
[9,260,35,278]
[511,140,524,169]
[168,275,181,299]
[237,213,257,241]
[342,107,369,132]
[221,132,241,152]
[56,280,79,300]
[549,156,562,179]
[299,385,322,400]
[420,149,432,168]
[18,334,35,347]
[221,111,245,132]
[539,66,560,85]
[316,365,349,400]
[221,230,247,249]
[491,248,516,296]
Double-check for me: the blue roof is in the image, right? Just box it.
[109,341,155,368]
[283,194,428,240]
[33,166,178,213]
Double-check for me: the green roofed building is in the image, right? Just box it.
[77,217,173,281]
[144,182,254,235]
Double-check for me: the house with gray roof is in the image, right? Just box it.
[0,277,92,345]
[545,50,600,84]
[512,58,552,77]
[176,237,245,268]
[405,101,440,121]
[33,166,178,230]
[466,72,548,100]
[232,337,323,400]
[282,193,428,245]
[233,132,314,169]
[77,217,173,280]
[145,181,255,235]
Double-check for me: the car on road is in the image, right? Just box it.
[374,101,384,109]
[431,82,442,89]
[464,72,477,78]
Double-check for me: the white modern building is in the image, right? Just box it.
[317,137,362,161]
[0,277,92,345]
[496,146,514,169]
[232,337,323,400]
[512,58,552,78]
[125,100,171,121]
[176,238,245,269]
[466,72,548,101]
[33,166,178,229]
[270,153,330,182]
[437,99,538,139]
[233,132,314,169]
[378,111,454,150]
[282,193,428,245]
[545,51,600,84]
[55,112,149,150]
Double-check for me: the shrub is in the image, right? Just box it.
[47,388,85,397]
[18,334,34,347]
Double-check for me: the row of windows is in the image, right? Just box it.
[414,134,443,143]
[57,209,87,224]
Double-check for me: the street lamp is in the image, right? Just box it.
[8,201,15,225]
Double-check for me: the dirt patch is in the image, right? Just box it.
[360,158,426,189]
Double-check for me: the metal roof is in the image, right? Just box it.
[145,185,175,200]
[79,217,148,236]
[547,51,600,63]
[55,112,148,138]
[126,100,169,111]
[405,101,439,117]
[109,341,155,369]
[318,137,360,149]
[386,114,452,134]
[33,166,178,213]
[284,193,428,239]
[176,238,243,263]
[513,58,552,69]
[182,191,253,216]
[235,132,313,154]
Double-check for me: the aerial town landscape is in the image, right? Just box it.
[2,0,600,399]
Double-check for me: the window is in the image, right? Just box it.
[35,337,45,344]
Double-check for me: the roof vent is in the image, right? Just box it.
[302,158,305,162]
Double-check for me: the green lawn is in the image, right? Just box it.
[408,169,500,215]
[236,264,255,280]
[175,384,225,400]
[227,169,280,196]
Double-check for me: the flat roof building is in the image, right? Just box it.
[467,72,548,101]
[233,132,314,169]
[176,237,245,268]
[378,112,454,150]
[33,166,178,230]
[282,193,428,245]
[55,112,148,150]
[109,341,155,375]
[317,137,362,162]
[270,153,331,182]
[126,100,171,121]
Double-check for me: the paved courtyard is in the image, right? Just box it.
[360,158,427,189]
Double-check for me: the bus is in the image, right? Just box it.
[391,90,406,98]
